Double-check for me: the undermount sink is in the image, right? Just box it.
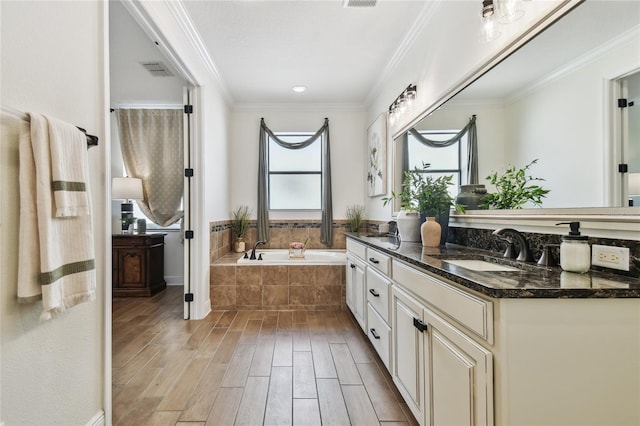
[443,259,521,272]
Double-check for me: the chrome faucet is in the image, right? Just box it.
[492,228,534,262]
[249,240,266,260]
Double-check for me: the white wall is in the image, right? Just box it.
[230,107,366,220]
[1,1,106,424]
[364,0,567,220]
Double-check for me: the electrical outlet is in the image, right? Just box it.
[591,245,630,271]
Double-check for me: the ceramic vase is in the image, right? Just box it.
[421,217,441,247]
[396,210,421,242]
[234,238,246,253]
[455,184,487,210]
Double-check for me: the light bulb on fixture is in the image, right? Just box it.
[405,85,417,108]
[481,0,501,43]
[497,0,524,23]
[398,96,407,114]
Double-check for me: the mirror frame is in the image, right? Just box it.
[389,0,640,239]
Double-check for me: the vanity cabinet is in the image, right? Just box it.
[346,253,366,331]
[112,233,166,297]
[392,259,494,426]
[365,253,392,369]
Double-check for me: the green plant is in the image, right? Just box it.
[483,159,550,209]
[382,163,457,216]
[231,205,251,239]
[345,205,365,232]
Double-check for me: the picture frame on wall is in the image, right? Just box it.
[367,112,387,197]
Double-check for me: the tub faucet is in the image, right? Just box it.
[492,228,534,262]
[250,240,266,260]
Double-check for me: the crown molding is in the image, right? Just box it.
[363,1,440,107]
[232,102,366,112]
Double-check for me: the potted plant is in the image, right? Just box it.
[383,163,458,244]
[345,204,365,233]
[231,205,251,252]
[483,159,550,209]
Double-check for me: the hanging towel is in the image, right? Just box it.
[17,113,96,320]
[48,116,91,217]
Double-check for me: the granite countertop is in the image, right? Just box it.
[346,233,640,299]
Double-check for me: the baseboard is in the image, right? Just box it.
[86,410,105,426]
[165,275,184,285]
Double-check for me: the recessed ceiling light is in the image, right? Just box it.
[292,86,307,93]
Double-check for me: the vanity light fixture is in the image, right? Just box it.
[481,0,501,42]
[388,84,417,126]
[291,85,307,93]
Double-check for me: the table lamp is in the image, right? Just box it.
[112,177,143,232]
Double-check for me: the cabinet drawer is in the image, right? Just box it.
[392,259,493,343]
[346,239,367,260]
[366,267,391,323]
[367,303,391,369]
[366,247,391,276]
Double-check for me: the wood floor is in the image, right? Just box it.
[112,285,418,426]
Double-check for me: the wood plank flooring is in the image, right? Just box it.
[112,286,418,426]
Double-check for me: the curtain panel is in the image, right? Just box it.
[116,109,184,227]
[258,118,333,246]
[406,115,478,184]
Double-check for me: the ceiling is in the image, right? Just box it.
[180,0,427,105]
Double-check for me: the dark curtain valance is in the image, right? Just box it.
[257,118,333,246]
[405,115,478,184]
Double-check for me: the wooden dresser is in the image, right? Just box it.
[112,233,166,297]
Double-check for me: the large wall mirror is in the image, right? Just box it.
[392,1,640,214]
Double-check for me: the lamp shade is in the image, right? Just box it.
[629,173,640,196]
[112,177,143,200]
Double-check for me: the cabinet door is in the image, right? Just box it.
[392,286,426,425]
[118,248,146,289]
[346,255,366,331]
[424,308,493,426]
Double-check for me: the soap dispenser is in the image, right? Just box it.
[556,221,591,273]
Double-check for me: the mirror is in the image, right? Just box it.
[392,1,640,212]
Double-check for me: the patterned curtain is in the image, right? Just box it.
[116,109,184,227]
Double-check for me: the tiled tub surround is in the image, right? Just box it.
[210,252,346,310]
[209,219,383,262]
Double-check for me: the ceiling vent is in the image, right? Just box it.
[343,0,377,7]
[140,61,174,77]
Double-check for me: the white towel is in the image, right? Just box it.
[17,113,96,320]
[48,116,91,217]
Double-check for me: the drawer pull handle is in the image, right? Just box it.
[413,317,428,333]
[350,263,356,269]
[370,328,381,339]
[369,288,380,297]
[369,257,380,264]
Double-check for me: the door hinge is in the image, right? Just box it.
[184,293,194,302]
[619,164,629,173]
[618,98,628,108]
[184,104,193,114]
[185,230,194,239]
[185,168,194,177]
[413,317,427,333]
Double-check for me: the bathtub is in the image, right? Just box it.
[237,249,346,265]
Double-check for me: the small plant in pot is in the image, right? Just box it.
[345,204,365,233]
[231,205,251,253]
[482,159,550,209]
[383,163,459,245]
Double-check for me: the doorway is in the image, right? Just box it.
[109,0,193,316]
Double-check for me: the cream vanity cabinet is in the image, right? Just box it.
[392,259,494,426]
[346,239,367,331]
[365,247,392,370]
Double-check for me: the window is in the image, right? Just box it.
[268,133,322,210]
[407,130,465,200]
